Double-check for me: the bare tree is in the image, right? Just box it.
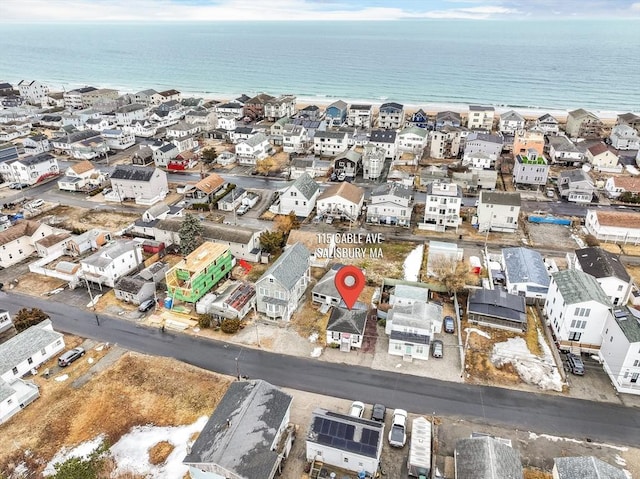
[429,255,468,293]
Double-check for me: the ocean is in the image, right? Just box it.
[0,20,639,112]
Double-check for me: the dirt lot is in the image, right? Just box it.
[0,349,230,478]
[36,205,140,233]
[525,222,578,250]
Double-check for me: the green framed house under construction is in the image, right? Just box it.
[165,242,233,303]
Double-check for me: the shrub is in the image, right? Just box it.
[221,318,241,334]
[584,234,600,247]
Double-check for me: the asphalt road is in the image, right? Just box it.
[2,290,639,447]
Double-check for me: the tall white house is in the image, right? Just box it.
[476,191,521,233]
[544,269,612,354]
[467,105,495,130]
[272,173,319,218]
[421,181,462,231]
[366,183,413,227]
[572,247,633,306]
[17,80,49,106]
[599,307,640,395]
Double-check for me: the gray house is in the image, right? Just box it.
[503,247,550,303]
[455,436,523,479]
[255,243,310,321]
[467,288,527,332]
[114,276,155,305]
[312,264,343,307]
[553,456,627,479]
[558,169,595,203]
[183,380,294,479]
[326,304,368,351]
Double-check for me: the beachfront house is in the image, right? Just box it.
[366,182,413,227]
[347,104,373,128]
[435,111,461,130]
[467,105,495,131]
[243,93,275,121]
[544,269,613,354]
[557,169,595,203]
[17,80,49,106]
[565,108,603,138]
[255,243,310,322]
[535,113,560,134]
[378,102,404,129]
[325,100,348,126]
[476,191,521,233]
[183,380,294,479]
[585,209,640,244]
[513,150,549,187]
[571,247,633,306]
[408,109,430,129]
[499,110,525,134]
[264,94,297,121]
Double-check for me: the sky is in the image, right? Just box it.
[1,0,640,22]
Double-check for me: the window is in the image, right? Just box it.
[28,357,33,365]
[568,331,582,341]
[12,367,18,375]
[634,360,639,367]
[394,343,402,351]
[618,285,624,291]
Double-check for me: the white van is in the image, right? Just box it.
[28,199,44,209]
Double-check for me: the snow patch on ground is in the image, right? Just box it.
[465,327,491,340]
[308,332,319,343]
[310,347,322,358]
[54,374,68,382]
[528,432,629,452]
[110,417,208,479]
[616,455,627,466]
[43,435,106,476]
[492,337,563,392]
[403,244,424,282]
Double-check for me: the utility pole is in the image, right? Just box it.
[83,275,100,325]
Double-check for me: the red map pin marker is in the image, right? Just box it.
[334,265,365,310]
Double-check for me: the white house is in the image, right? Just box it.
[23,134,50,155]
[585,209,640,245]
[8,153,59,185]
[271,173,319,218]
[513,150,549,187]
[311,263,343,305]
[599,307,640,396]
[547,135,583,165]
[586,143,619,169]
[152,143,179,167]
[503,247,550,302]
[17,80,49,106]
[264,95,297,121]
[123,119,157,138]
[462,151,495,169]
[431,126,469,159]
[317,182,365,221]
[368,129,397,160]
[108,165,168,206]
[362,144,386,181]
[421,181,462,231]
[499,110,525,134]
[115,104,148,126]
[281,124,308,153]
[236,133,271,165]
[57,160,102,192]
[467,105,495,130]
[166,121,200,139]
[604,176,640,199]
[558,169,595,203]
[572,247,633,306]
[347,104,373,128]
[184,380,294,479]
[313,130,348,156]
[366,182,413,227]
[80,240,144,288]
[476,191,521,233]
[0,319,64,424]
[0,220,55,268]
[397,126,428,154]
[229,126,255,144]
[196,282,256,321]
[326,305,368,351]
[214,101,244,118]
[386,301,443,361]
[255,243,310,321]
[544,269,612,353]
[378,102,404,129]
[216,115,236,131]
[185,108,217,130]
[306,409,384,477]
[464,132,503,159]
[535,113,559,134]
[102,129,135,150]
[609,124,640,150]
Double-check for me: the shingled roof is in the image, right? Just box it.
[455,436,523,479]
[259,242,309,290]
[110,165,155,182]
[0,220,44,246]
[183,380,292,479]
[289,173,319,200]
[574,247,630,282]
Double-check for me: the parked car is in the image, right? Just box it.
[444,316,455,334]
[349,401,365,418]
[388,409,408,447]
[432,339,444,358]
[566,353,585,376]
[138,298,155,312]
[237,204,249,215]
[326,216,334,224]
[58,347,85,367]
[371,403,386,422]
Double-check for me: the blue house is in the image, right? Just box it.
[408,109,431,130]
[325,100,348,127]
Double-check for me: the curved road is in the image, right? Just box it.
[2,290,639,447]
